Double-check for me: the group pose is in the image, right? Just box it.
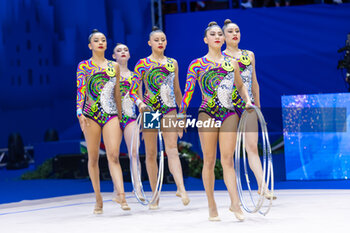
[76,19,275,221]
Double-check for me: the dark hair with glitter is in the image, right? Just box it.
[204,21,221,37]
[149,26,164,38]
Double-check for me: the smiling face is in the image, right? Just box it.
[88,32,107,52]
[204,26,225,49]
[224,23,241,46]
[148,31,167,53]
[113,44,130,63]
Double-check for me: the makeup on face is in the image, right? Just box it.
[114,45,130,61]
[90,33,107,51]
[207,27,224,46]
[150,32,167,51]
[224,24,241,43]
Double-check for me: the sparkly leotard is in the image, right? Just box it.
[76,59,118,127]
[119,72,137,130]
[179,57,245,122]
[223,50,253,117]
[130,57,176,117]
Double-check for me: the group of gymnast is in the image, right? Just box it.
[76,19,276,222]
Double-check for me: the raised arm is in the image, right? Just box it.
[179,60,198,115]
[249,51,260,108]
[76,61,87,117]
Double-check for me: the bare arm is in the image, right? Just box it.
[249,51,260,108]
[233,60,252,107]
[173,59,183,108]
[114,63,123,118]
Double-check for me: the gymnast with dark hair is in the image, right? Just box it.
[129,26,190,210]
[222,19,276,200]
[112,43,144,200]
[179,21,252,221]
[76,29,130,214]
[130,27,190,210]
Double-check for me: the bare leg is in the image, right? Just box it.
[124,121,144,199]
[162,110,189,205]
[219,114,244,221]
[83,118,102,213]
[102,117,130,210]
[244,112,264,190]
[143,128,159,208]
[245,111,276,199]
[198,112,219,220]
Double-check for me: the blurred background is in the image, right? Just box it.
[0,0,350,204]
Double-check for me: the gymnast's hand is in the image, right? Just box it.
[177,113,187,136]
[245,101,254,113]
[78,114,90,132]
[177,124,183,139]
[138,102,151,113]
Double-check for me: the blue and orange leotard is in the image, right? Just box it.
[119,72,137,130]
[179,56,245,122]
[76,59,118,127]
[130,57,176,117]
[223,50,253,117]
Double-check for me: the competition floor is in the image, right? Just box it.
[1,189,349,233]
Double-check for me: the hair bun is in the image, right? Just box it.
[88,29,102,42]
[208,21,218,27]
[224,19,232,25]
[152,26,160,32]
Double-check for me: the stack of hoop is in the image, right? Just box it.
[235,106,274,215]
[129,111,165,205]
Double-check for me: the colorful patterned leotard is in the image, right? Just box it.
[223,50,253,117]
[179,57,245,122]
[130,57,176,117]
[119,72,137,130]
[76,59,118,127]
